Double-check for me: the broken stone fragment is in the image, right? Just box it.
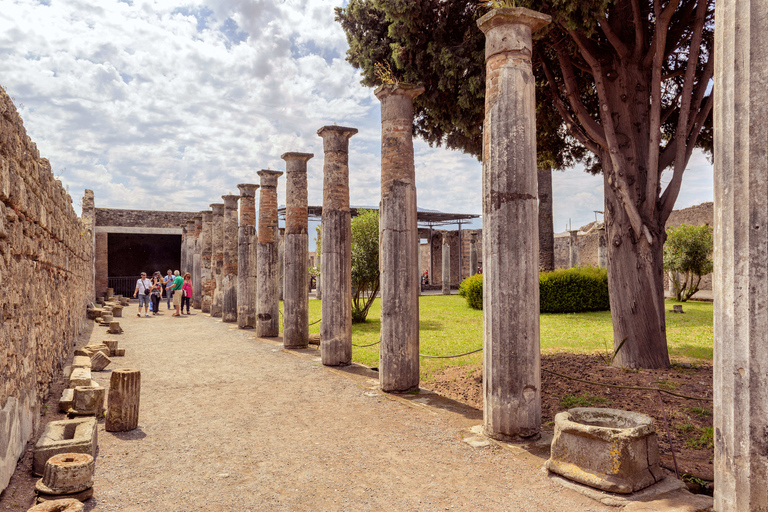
[67,368,91,389]
[69,386,105,416]
[71,356,90,370]
[103,340,118,355]
[26,497,84,511]
[107,321,123,334]
[89,351,111,372]
[35,453,94,496]
[58,389,74,413]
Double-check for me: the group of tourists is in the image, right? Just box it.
[133,269,193,318]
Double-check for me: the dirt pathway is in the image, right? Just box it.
[4,304,614,511]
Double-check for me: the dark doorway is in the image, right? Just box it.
[108,233,181,279]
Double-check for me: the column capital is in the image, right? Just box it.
[237,183,259,197]
[317,125,358,139]
[210,203,225,215]
[257,169,283,188]
[201,210,213,221]
[374,83,425,102]
[281,152,314,164]
[222,194,239,209]
[477,7,550,60]
[318,125,358,153]
[477,7,551,34]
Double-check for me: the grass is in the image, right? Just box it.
[685,426,714,450]
[559,392,611,409]
[282,295,713,382]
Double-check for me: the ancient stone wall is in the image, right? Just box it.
[95,208,196,228]
[0,88,92,492]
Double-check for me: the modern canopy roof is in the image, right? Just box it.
[277,206,480,228]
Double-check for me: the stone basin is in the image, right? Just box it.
[545,407,664,494]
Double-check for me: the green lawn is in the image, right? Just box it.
[285,295,713,381]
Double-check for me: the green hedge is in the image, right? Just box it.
[458,267,610,313]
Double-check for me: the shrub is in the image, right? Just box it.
[458,273,483,310]
[458,267,610,313]
[539,267,610,313]
[663,224,713,302]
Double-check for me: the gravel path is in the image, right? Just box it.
[13,304,615,511]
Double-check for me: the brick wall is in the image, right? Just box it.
[0,88,92,492]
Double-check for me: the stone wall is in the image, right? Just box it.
[95,208,197,228]
[0,88,92,492]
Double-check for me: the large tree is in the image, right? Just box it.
[336,0,713,368]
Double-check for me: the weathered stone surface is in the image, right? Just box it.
[545,408,663,493]
[33,417,97,476]
[237,184,258,329]
[105,368,140,432]
[85,308,102,320]
[469,233,478,276]
[35,487,93,505]
[568,230,579,268]
[89,351,111,372]
[71,357,90,370]
[36,453,94,495]
[441,239,451,295]
[85,344,109,356]
[68,369,91,389]
[102,340,118,356]
[375,85,422,392]
[713,1,768,509]
[26,498,85,511]
[58,389,74,413]
[317,126,358,366]
[597,228,607,268]
[221,194,239,323]
[69,385,105,416]
[200,210,213,313]
[106,321,122,334]
[256,170,283,337]
[478,7,549,440]
[282,152,313,349]
[111,305,123,318]
[210,203,225,318]
[538,168,555,271]
[114,348,125,357]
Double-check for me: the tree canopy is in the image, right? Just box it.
[351,209,380,323]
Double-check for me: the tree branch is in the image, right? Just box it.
[630,0,645,59]
[599,15,630,60]
[643,0,683,69]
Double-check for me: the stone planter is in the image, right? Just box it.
[545,408,663,493]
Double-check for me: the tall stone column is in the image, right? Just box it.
[713,0,768,508]
[375,84,424,392]
[210,203,225,318]
[478,7,550,441]
[469,232,478,276]
[317,125,357,366]
[597,227,607,269]
[568,230,579,268]
[180,226,187,277]
[221,195,239,323]
[256,170,283,337]
[192,215,202,309]
[237,184,258,329]
[278,228,285,302]
[282,152,314,349]
[442,237,451,294]
[200,210,213,313]
[81,189,96,302]
[185,220,196,274]
[538,167,555,271]
[315,254,322,300]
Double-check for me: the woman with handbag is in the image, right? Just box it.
[150,271,163,315]
[181,272,193,314]
[133,272,152,317]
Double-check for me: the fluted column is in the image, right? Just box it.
[256,170,283,337]
[375,84,424,392]
[237,184,258,329]
[200,210,213,313]
[210,203,225,318]
[442,237,451,295]
[318,125,358,366]
[282,152,314,349]
[713,0,768,508]
[469,232,479,276]
[221,194,239,323]
[185,220,196,275]
[192,214,203,309]
[478,7,550,440]
[105,369,140,432]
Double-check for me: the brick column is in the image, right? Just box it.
[713,0,768,508]
[317,125,358,366]
[282,152,314,349]
[221,195,240,322]
[478,7,550,441]
[200,210,213,313]
[237,184,258,329]
[442,237,451,295]
[210,203,225,318]
[256,170,283,337]
[375,84,424,392]
[192,214,202,309]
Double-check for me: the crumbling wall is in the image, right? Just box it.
[0,88,92,493]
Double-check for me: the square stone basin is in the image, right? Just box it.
[545,407,664,493]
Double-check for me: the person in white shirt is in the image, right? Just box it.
[133,272,152,317]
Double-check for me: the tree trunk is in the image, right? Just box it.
[538,167,555,272]
[604,184,670,369]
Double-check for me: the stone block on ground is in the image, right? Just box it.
[103,340,118,355]
[35,488,93,505]
[101,313,113,324]
[26,498,85,511]
[67,369,91,389]
[89,351,111,372]
[114,348,125,357]
[68,386,105,416]
[85,344,109,356]
[35,453,94,495]
[111,305,123,317]
[85,308,103,321]
[106,369,141,432]
[58,389,74,413]
[74,348,92,358]
[107,321,123,334]
[71,356,90,370]
[33,417,97,475]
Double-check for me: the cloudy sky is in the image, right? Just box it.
[1,0,713,239]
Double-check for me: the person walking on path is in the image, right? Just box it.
[133,272,152,317]
[164,269,174,310]
[150,271,163,315]
[181,272,193,315]
[167,270,184,317]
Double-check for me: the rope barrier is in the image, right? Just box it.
[352,340,381,348]
[419,347,483,359]
[309,318,321,326]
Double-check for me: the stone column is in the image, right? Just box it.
[200,210,213,313]
[221,195,239,323]
[568,230,579,268]
[278,228,285,302]
[478,7,550,441]
[713,0,768,508]
[192,214,202,309]
[469,232,478,276]
[315,254,322,300]
[105,369,140,432]
[180,226,187,279]
[256,170,283,337]
[210,203,225,318]
[375,84,424,392]
[442,237,451,294]
[185,220,196,275]
[282,152,314,349]
[81,189,96,302]
[538,167,555,271]
[237,184,258,329]
[317,125,357,366]
[597,227,607,269]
